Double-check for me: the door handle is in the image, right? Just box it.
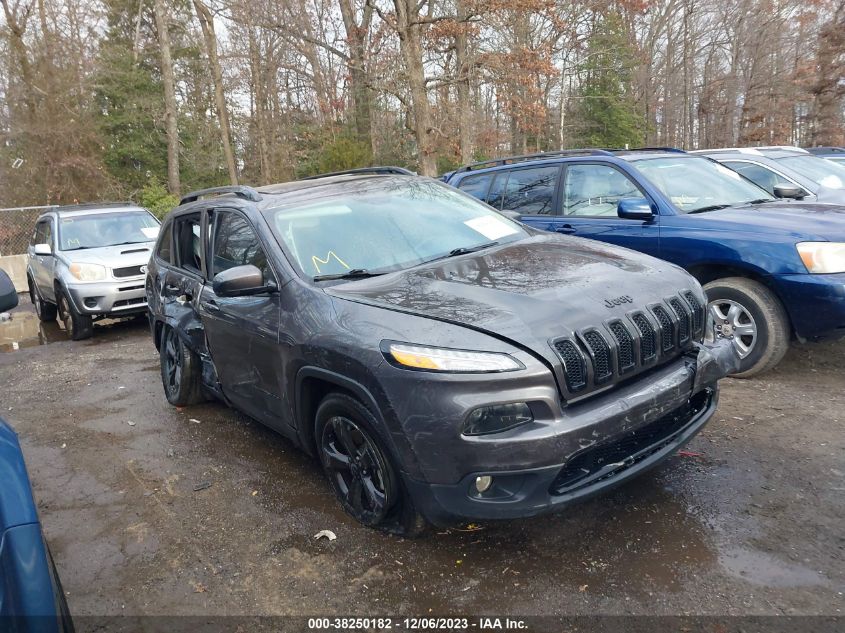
[201,300,220,313]
[164,284,180,292]
[555,224,577,234]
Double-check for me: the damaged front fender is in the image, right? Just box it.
[687,339,741,392]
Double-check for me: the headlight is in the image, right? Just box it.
[385,342,523,373]
[797,242,845,274]
[68,262,107,281]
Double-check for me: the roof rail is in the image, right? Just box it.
[452,149,614,175]
[54,202,136,211]
[613,146,686,153]
[180,185,262,206]
[301,166,416,180]
[690,148,763,155]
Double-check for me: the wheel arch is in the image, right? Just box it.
[294,367,387,459]
[688,262,794,336]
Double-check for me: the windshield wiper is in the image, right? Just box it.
[746,198,774,205]
[313,269,386,282]
[62,245,96,251]
[447,241,499,257]
[687,204,731,214]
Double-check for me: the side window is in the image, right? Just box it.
[487,173,508,210]
[500,166,560,214]
[457,173,494,202]
[39,221,53,248]
[722,161,780,195]
[156,221,172,263]
[173,213,203,275]
[211,211,272,283]
[563,164,643,217]
[31,222,45,246]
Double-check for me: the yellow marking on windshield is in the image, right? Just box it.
[312,251,350,274]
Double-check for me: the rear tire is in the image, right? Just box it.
[315,393,428,537]
[703,277,789,378]
[159,325,204,406]
[29,277,57,322]
[57,290,93,341]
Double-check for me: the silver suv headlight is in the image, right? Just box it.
[68,262,107,281]
[797,242,845,274]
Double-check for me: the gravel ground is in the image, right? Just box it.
[1,296,843,621]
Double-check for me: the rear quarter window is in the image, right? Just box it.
[457,173,494,201]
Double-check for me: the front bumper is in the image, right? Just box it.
[772,272,845,340]
[397,341,737,526]
[64,278,147,316]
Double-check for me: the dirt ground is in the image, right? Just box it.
[1,296,843,620]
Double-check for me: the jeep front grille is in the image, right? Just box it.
[550,291,706,399]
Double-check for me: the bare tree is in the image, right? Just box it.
[153,0,181,195]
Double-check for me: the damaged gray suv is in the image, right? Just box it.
[146,171,736,535]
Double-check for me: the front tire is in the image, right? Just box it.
[315,393,428,537]
[29,277,57,322]
[57,290,93,340]
[159,326,204,406]
[703,277,789,378]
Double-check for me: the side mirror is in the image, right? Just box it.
[212,264,276,297]
[617,198,654,221]
[33,243,52,256]
[0,268,18,313]
[773,183,805,199]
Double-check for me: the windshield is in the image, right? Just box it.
[633,156,775,213]
[267,179,528,279]
[776,155,845,190]
[58,210,160,251]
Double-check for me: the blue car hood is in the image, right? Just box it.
[0,418,38,532]
[692,203,845,241]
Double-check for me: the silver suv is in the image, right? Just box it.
[693,146,845,205]
[26,203,160,340]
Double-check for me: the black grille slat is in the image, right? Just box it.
[608,321,635,373]
[651,305,675,353]
[113,265,144,278]
[553,340,587,392]
[631,312,657,363]
[683,291,704,337]
[583,330,612,383]
[669,298,691,345]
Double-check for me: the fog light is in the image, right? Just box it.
[475,475,493,493]
[463,402,533,435]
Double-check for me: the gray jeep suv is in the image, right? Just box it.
[146,172,737,535]
[27,203,160,340]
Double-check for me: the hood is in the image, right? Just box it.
[327,234,700,362]
[693,202,845,241]
[59,242,155,271]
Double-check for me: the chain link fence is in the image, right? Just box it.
[0,207,52,256]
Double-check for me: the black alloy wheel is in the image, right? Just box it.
[320,415,394,526]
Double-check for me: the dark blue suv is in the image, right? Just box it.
[444,149,845,377]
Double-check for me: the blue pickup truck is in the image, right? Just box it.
[443,149,845,377]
